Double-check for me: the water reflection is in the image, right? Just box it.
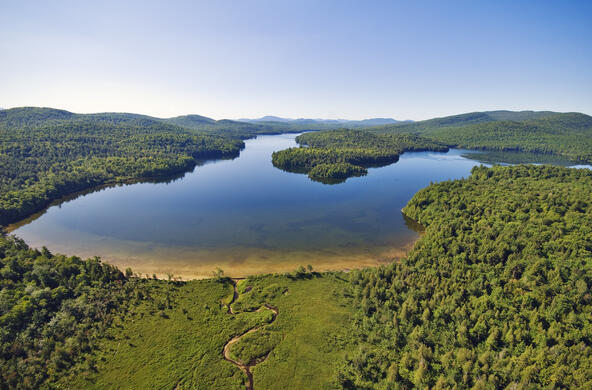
[462,150,579,166]
[9,134,590,278]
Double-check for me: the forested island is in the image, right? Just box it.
[271,130,448,183]
[1,108,592,389]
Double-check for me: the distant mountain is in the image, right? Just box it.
[0,107,330,139]
[366,110,566,134]
[238,116,408,127]
[357,118,410,125]
[165,114,217,128]
[0,107,264,139]
[245,115,293,122]
[484,110,558,121]
[9,108,589,162]
[0,108,410,138]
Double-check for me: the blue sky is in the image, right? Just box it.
[0,0,590,120]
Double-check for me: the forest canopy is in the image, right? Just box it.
[0,234,130,387]
[340,165,592,388]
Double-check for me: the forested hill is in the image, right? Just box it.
[0,107,382,140]
[0,107,245,226]
[368,110,559,133]
[0,107,269,139]
[368,110,592,163]
[341,165,592,388]
[238,116,408,128]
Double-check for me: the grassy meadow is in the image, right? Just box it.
[60,272,355,389]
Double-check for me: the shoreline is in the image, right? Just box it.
[3,132,310,232]
[3,167,217,233]
[2,129,434,282]
[11,239,420,281]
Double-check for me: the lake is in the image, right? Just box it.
[8,133,590,279]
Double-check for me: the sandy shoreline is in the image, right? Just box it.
[18,239,418,280]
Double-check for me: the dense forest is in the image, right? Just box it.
[271,130,448,183]
[429,114,592,162]
[340,165,592,388]
[0,107,246,225]
[369,111,592,163]
[0,234,130,387]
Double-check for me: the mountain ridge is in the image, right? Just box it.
[238,116,409,126]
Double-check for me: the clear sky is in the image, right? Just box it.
[0,0,590,120]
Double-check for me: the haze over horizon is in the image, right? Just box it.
[1,1,590,120]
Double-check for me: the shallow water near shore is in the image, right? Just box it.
[9,133,590,279]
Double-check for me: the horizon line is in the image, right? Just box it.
[1,105,589,122]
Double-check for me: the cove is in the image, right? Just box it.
[8,133,589,279]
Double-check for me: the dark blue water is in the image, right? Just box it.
[9,133,588,278]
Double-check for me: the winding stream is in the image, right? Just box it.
[222,280,278,390]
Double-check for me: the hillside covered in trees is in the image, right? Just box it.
[271,130,448,183]
[0,107,247,226]
[368,111,592,163]
[0,107,343,141]
[340,165,592,388]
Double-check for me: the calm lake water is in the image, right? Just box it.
[9,133,590,278]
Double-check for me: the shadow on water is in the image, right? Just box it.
[5,156,237,233]
[309,177,348,185]
[461,150,579,166]
[402,213,425,234]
